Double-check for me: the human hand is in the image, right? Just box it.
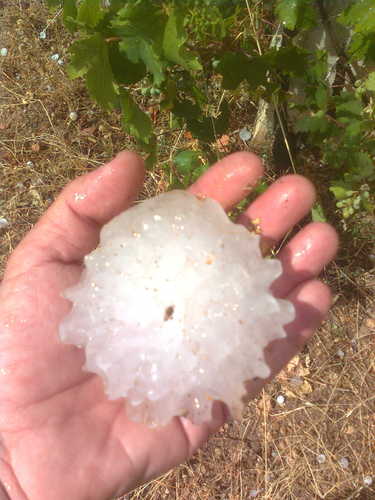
[0,151,338,499]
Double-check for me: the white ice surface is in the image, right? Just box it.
[60,190,294,426]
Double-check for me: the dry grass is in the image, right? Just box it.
[1,2,374,499]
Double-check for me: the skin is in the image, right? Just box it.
[0,151,338,500]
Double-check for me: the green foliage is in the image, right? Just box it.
[112,2,167,86]
[120,89,153,145]
[339,0,375,64]
[48,0,374,227]
[163,7,202,71]
[338,0,375,35]
[77,0,105,29]
[275,0,317,31]
[63,0,77,33]
[311,203,327,223]
[68,34,117,110]
[172,150,206,187]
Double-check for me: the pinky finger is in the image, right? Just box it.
[245,279,332,398]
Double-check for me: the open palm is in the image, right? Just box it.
[0,152,338,500]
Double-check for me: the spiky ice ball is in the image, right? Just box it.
[60,190,294,426]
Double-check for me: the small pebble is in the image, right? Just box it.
[317,454,326,464]
[50,53,60,61]
[1,48,8,57]
[57,58,64,66]
[249,490,261,498]
[26,161,34,167]
[338,457,349,469]
[39,31,47,40]
[276,394,285,406]
[0,217,10,228]
[363,476,373,486]
[290,376,303,386]
[69,111,78,121]
[239,127,252,142]
[336,349,345,359]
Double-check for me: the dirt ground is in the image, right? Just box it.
[1,2,374,499]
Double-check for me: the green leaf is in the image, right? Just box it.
[120,39,164,86]
[344,120,363,140]
[46,0,61,7]
[269,46,309,76]
[352,152,374,179]
[336,97,363,117]
[311,202,327,223]
[68,34,117,110]
[364,72,375,91]
[275,0,317,30]
[173,99,201,120]
[295,112,330,134]
[315,86,328,110]
[120,89,153,144]
[174,150,202,175]
[339,0,375,35]
[163,7,202,72]
[108,43,146,85]
[161,78,177,111]
[216,53,267,90]
[112,1,166,85]
[63,0,77,33]
[77,0,105,29]
[330,185,350,201]
[216,53,250,90]
[348,33,375,63]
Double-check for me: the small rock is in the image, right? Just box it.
[57,58,64,66]
[364,476,373,487]
[50,53,60,61]
[317,454,326,464]
[69,111,78,121]
[239,127,252,142]
[26,161,34,167]
[336,349,345,359]
[276,394,285,406]
[39,31,47,40]
[249,490,261,498]
[0,217,10,228]
[290,376,303,386]
[338,457,349,469]
[1,48,8,57]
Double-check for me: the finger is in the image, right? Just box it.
[188,152,264,210]
[271,222,339,298]
[245,279,332,398]
[5,152,145,279]
[237,175,316,253]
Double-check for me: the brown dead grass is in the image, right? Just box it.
[1,2,374,499]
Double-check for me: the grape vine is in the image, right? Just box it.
[46,0,375,223]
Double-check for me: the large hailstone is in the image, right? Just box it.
[60,190,294,426]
